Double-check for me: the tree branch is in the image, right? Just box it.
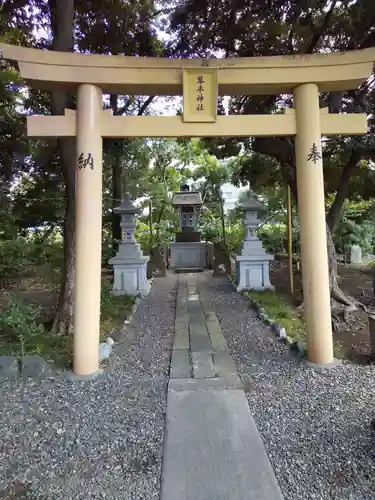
[138,96,155,115]
[110,94,118,114]
[252,136,298,200]
[305,1,338,54]
[116,98,132,116]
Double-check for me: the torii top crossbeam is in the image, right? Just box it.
[1,43,375,95]
[1,43,375,139]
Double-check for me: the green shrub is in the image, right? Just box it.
[0,299,72,365]
[102,238,114,266]
[257,223,300,255]
[27,241,64,268]
[334,219,375,255]
[0,299,44,354]
[258,224,287,253]
[0,239,31,279]
[0,299,43,338]
[225,222,244,256]
[100,278,135,336]
[0,239,64,281]
[135,220,174,255]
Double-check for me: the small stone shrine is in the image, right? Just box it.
[235,187,274,292]
[170,184,207,271]
[108,198,149,296]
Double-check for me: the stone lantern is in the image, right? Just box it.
[235,187,274,292]
[108,198,149,296]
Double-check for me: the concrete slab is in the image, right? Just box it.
[175,317,188,326]
[214,350,238,379]
[161,389,284,500]
[170,349,191,379]
[205,317,221,331]
[175,267,204,273]
[203,311,217,321]
[192,351,215,378]
[208,332,228,351]
[168,377,242,392]
[176,309,187,318]
[174,328,190,350]
[190,328,212,352]
[206,321,228,351]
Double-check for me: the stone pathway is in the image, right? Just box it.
[161,273,284,500]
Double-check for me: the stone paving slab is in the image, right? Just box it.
[170,349,191,379]
[190,331,212,352]
[175,317,189,330]
[213,350,238,379]
[191,351,215,378]
[204,311,217,321]
[168,376,242,391]
[161,389,284,500]
[206,321,228,351]
[188,315,206,326]
[173,328,189,350]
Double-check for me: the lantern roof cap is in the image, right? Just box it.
[239,186,265,212]
[172,190,203,206]
[113,198,141,214]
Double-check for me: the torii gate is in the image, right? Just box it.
[1,43,374,376]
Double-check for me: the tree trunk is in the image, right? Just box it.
[219,193,226,245]
[52,137,76,335]
[49,0,75,335]
[326,149,360,232]
[111,151,122,249]
[326,222,356,307]
[109,94,122,250]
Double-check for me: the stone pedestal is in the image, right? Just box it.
[109,199,149,296]
[236,254,274,291]
[350,244,362,264]
[235,188,274,292]
[170,242,207,271]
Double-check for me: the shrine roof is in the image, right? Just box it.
[172,191,203,206]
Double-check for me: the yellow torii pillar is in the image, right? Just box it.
[1,43,373,375]
[294,84,333,364]
[74,84,103,375]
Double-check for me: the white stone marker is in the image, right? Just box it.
[350,244,362,264]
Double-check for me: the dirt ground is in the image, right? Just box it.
[0,265,114,326]
[270,260,375,363]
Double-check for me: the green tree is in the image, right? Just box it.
[168,0,375,322]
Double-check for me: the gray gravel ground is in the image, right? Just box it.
[0,274,177,500]
[199,272,375,500]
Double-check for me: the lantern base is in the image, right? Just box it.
[108,256,150,297]
[235,255,274,292]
